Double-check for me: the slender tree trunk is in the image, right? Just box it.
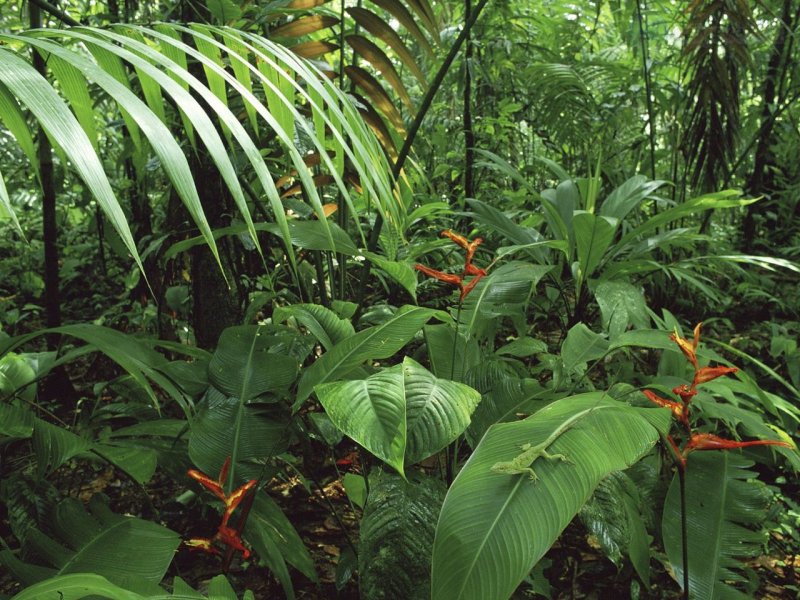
[30,2,76,402]
[189,176,243,349]
[462,0,475,205]
[30,4,60,340]
[175,0,244,349]
[741,0,797,249]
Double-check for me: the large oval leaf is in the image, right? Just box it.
[315,357,480,476]
[208,326,300,399]
[317,367,406,475]
[188,387,290,482]
[403,358,481,464]
[431,395,671,600]
[295,305,442,408]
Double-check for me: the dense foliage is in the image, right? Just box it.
[1,0,799,598]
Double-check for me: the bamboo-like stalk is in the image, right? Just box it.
[355,0,493,310]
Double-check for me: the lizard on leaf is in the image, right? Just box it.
[490,405,598,481]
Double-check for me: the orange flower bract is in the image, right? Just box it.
[185,457,257,561]
[683,432,791,455]
[416,229,488,301]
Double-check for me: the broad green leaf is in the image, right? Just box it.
[594,281,650,339]
[461,263,552,336]
[0,352,37,402]
[403,358,481,464]
[318,366,406,475]
[0,402,34,438]
[243,490,317,590]
[3,495,179,593]
[561,323,610,372]
[316,358,480,475]
[608,328,676,351]
[423,324,480,382]
[431,395,668,600]
[32,419,91,477]
[188,387,289,482]
[599,175,666,221]
[274,304,355,351]
[662,452,771,599]
[295,306,442,407]
[207,0,242,23]
[495,337,548,358]
[573,211,617,279]
[208,326,300,399]
[359,472,446,600]
[343,473,367,509]
[8,573,144,600]
[90,444,158,484]
[616,190,751,251]
[363,252,418,302]
[0,47,143,274]
[542,180,578,240]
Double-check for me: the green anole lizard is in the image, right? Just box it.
[490,405,599,481]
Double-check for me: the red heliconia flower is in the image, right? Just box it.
[665,435,686,468]
[417,230,489,301]
[186,457,257,560]
[683,432,792,456]
[222,479,257,527]
[670,323,702,370]
[187,456,229,503]
[644,389,689,427]
[441,229,470,248]
[216,525,251,559]
[439,230,483,268]
[414,264,463,287]
[693,365,739,386]
[672,384,697,405]
[460,272,486,300]
[184,537,221,556]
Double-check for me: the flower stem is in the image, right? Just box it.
[446,302,464,485]
[678,466,689,600]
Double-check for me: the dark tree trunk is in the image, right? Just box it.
[741,0,797,249]
[30,2,76,402]
[463,0,475,204]
[30,5,60,340]
[189,164,243,349]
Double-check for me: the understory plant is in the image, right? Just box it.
[2,2,800,598]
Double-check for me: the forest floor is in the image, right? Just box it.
[3,430,797,599]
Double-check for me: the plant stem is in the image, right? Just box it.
[446,302,464,484]
[355,0,492,310]
[678,465,689,600]
[635,0,657,185]
[29,0,80,26]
